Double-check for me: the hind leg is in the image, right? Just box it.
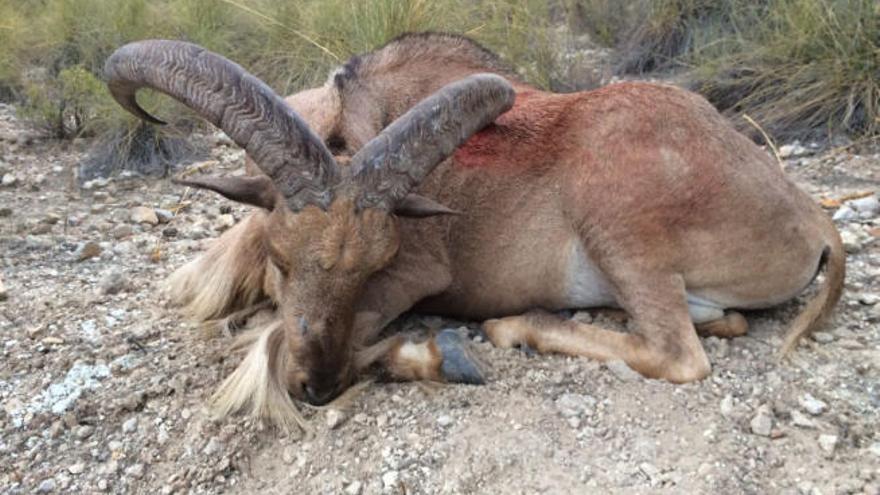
[484,273,711,383]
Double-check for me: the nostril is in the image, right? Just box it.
[304,382,338,406]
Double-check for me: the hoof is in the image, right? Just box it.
[436,329,486,385]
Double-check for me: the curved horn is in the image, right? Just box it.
[104,40,339,210]
[349,73,515,210]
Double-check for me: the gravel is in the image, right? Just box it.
[0,104,878,494]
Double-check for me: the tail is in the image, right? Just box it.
[779,224,845,357]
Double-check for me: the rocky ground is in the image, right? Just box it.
[0,101,878,495]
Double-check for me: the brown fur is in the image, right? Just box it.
[168,33,844,425]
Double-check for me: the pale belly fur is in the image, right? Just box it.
[562,240,726,324]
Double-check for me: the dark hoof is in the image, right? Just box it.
[517,342,537,358]
[437,329,486,385]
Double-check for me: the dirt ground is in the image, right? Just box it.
[0,99,878,495]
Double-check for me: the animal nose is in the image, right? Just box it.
[303,381,340,406]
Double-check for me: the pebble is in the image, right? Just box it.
[719,394,734,417]
[1,173,18,186]
[799,393,828,416]
[750,405,774,437]
[125,463,145,479]
[811,331,835,343]
[869,442,880,457]
[100,270,129,295]
[818,434,838,454]
[130,206,158,225]
[858,293,880,305]
[203,436,222,456]
[779,143,808,158]
[122,417,138,433]
[437,414,454,427]
[605,360,642,382]
[154,208,174,223]
[0,206,11,216]
[382,470,400,490]
[556,393,597,418]
[215,214,235,231]
[345,481,363,495]
[326,409,346,429]
[833,205,858,221]
[68,463,85,475]
[0,274,6,301]
[111,224,133,239]
[76,241,102,261]
[790,410,816,428]
[847,195,879,217]
[74,425,94,440]
[840,230,863,253]
[38,479,56,493]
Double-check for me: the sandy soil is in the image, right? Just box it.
[1,102,878,495]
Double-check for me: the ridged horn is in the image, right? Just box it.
[104,40,339,210]
[349,73,514,210]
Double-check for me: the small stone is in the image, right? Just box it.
[215,214,235,231]
[345,481,363,495]
[571,311,592,324]
[282,446,297,464]
[833,205,858,222]
[42,336,64,345]
[100,271,129,295]
[791,410,816,428]
[799,393,828,416]
[605,360,642,382]
[97,479,108,491]
[818,434,838,454]
[869,442,880,457]
[125,463,145,479]
[38,479,56,493]
[0,274,6,301]
[778,143,808,158]
[556,393,597,418]
[720,394,734,417]
[325,409,346,429]
[1,173,18,187]
[76,241,102,261]
[122,417,138,433]
[0,206,11,217]
[130,206,158,225]
[639,462,660,481]
[111,224,133,239]
[840,230,862,253]
[75,425,94,439]
[162,227,178,238]
[811,331,835,344]
[437,414,454,427]
[203,436,222,456]
[750,405,773,437]
[68,463,85,475]
[847,195,880,217]
[858,293,880,305]
[382,470,399,490]
[157,426,169,445]
[154,208,174,224]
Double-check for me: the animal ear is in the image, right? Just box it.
[173,175,279,210]
[394,194,460,218]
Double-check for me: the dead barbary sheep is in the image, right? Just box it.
[104,34,844,427]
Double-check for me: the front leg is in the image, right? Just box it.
[350,245,485,385]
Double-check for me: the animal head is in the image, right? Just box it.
[104,40,514,405]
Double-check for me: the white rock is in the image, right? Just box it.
[858,293,880,305]
[436,414,454,427]
[840,230,862,253]
[38,479,56,493]
[122,417,138,433]
[811,331,835,344]
[778,143,808,158]
[847,195,879,217]
[719,394,734,417]
[750,405,773,436]
[130,206,158,225]
[869,442,880,457]
[799,393,828,416]
[326,409,346,429]
[1,173,18,187]
[68,463,85,475]
[382,471,400,490]
[605,360,642,382]
[154,208,174,224]
[818,434,838,453]
[556,393,597,418]
[125,463,145,478]
[202,436,222,456]
[833,205,858,222]
[345,481,363,495]
[790,409,816,428]
[0,274,7,301]
[215,214,235,231]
